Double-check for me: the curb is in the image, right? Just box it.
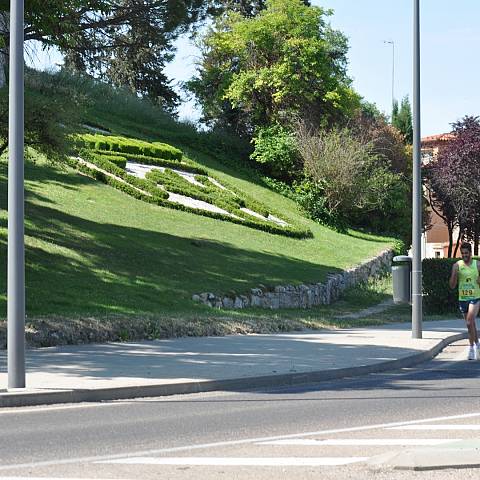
[368,443,480,471]
[0,332,467,408]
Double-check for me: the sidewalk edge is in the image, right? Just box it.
[0,332,467,408]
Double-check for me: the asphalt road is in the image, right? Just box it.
[0,340,480,479]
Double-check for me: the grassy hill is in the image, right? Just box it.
[0,71,396,332]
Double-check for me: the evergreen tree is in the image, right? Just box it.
[391,99,399,125]
[392,96,413,144]
[212,0,310,17]
[0,0,213,111]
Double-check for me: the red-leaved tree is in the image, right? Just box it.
[428,116,480,255]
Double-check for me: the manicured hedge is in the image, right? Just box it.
[146,169,244,212]
[95,150,207,174]
[423,258,461,314]
[93,152,127,169]
[78,152,169,201]
[72,157,311,238]
[78,134,182,160]
[72,134,312,238]
[143,168,312,237]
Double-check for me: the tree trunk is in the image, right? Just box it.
[447,225,453,258]
[453,228,463,258]
[475,218,480,256]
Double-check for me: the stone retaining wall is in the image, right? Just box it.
[193,249,394,310]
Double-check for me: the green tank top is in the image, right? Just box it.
[458,259,480,301]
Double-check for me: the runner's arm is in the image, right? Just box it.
[449,263,458,289]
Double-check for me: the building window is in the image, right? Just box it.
[435,251,441,258]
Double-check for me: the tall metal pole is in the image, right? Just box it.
[7,0,25,388]
[412,0,423,339]
[392,41,395,111]
[384,40,395,113]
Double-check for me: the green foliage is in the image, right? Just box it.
[296,125,411,237]
[146,168,244,212]
[392,96,413,144]
[188,0,359,134]
[2,1,214,111]
[392,239,408,256]
[94,150,208,175]
[76,152,169,201]
[29,69,251,164]
[0,68,87,159]
[250,124,301,180]
[423,258,459,314]
[145,168,275,222]
[260,176,297,200]
[78,134,182,160]
[294,179,346,231]
[75,141,311,239]
[92,153,127,169]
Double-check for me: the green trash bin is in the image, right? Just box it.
[392,255,412,305]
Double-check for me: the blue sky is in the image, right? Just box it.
[32,1,480,136]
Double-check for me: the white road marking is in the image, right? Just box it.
[390,424,480,431]
[98,456,368,467]
[258,439,461,446]
[1,411,479,471]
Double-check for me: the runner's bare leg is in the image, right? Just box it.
[466,303,480,345]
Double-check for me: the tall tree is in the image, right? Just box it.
[392,96,413,144]
[433,116,480,255]
[423,159,461,258]
[212,0,310,17]
[0,0,213,110]
[188,0,358,135]
[391,98,399,125]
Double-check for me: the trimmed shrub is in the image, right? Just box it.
[73,134,312,239]
[76,134,182,161]
[73,157,311,238]
[80,152,169,201]
[95,150,207,174]
[146,169,243,212]
[93,153,127,169]
[423,258,459,314]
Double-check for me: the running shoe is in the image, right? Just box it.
[468,345,477,360]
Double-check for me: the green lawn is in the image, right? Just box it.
[0,149,394,319]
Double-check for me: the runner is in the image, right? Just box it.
[449,242,480,360]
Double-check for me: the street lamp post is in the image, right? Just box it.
[8,0,26,389]
[384,40,395,113]
[412,0,423,339]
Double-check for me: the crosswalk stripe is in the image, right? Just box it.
[389,425,480,430]
[97,456,368,467]
[257,438,460,446]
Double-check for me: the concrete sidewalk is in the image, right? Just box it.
[0,319,468,407]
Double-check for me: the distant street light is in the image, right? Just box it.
[384,40,395,113]
[412,0,423,339]
[8,0,26,388]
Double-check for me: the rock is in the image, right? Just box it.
[222,297,234,308]
[234,296,244,309]
[240,295,250,308]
